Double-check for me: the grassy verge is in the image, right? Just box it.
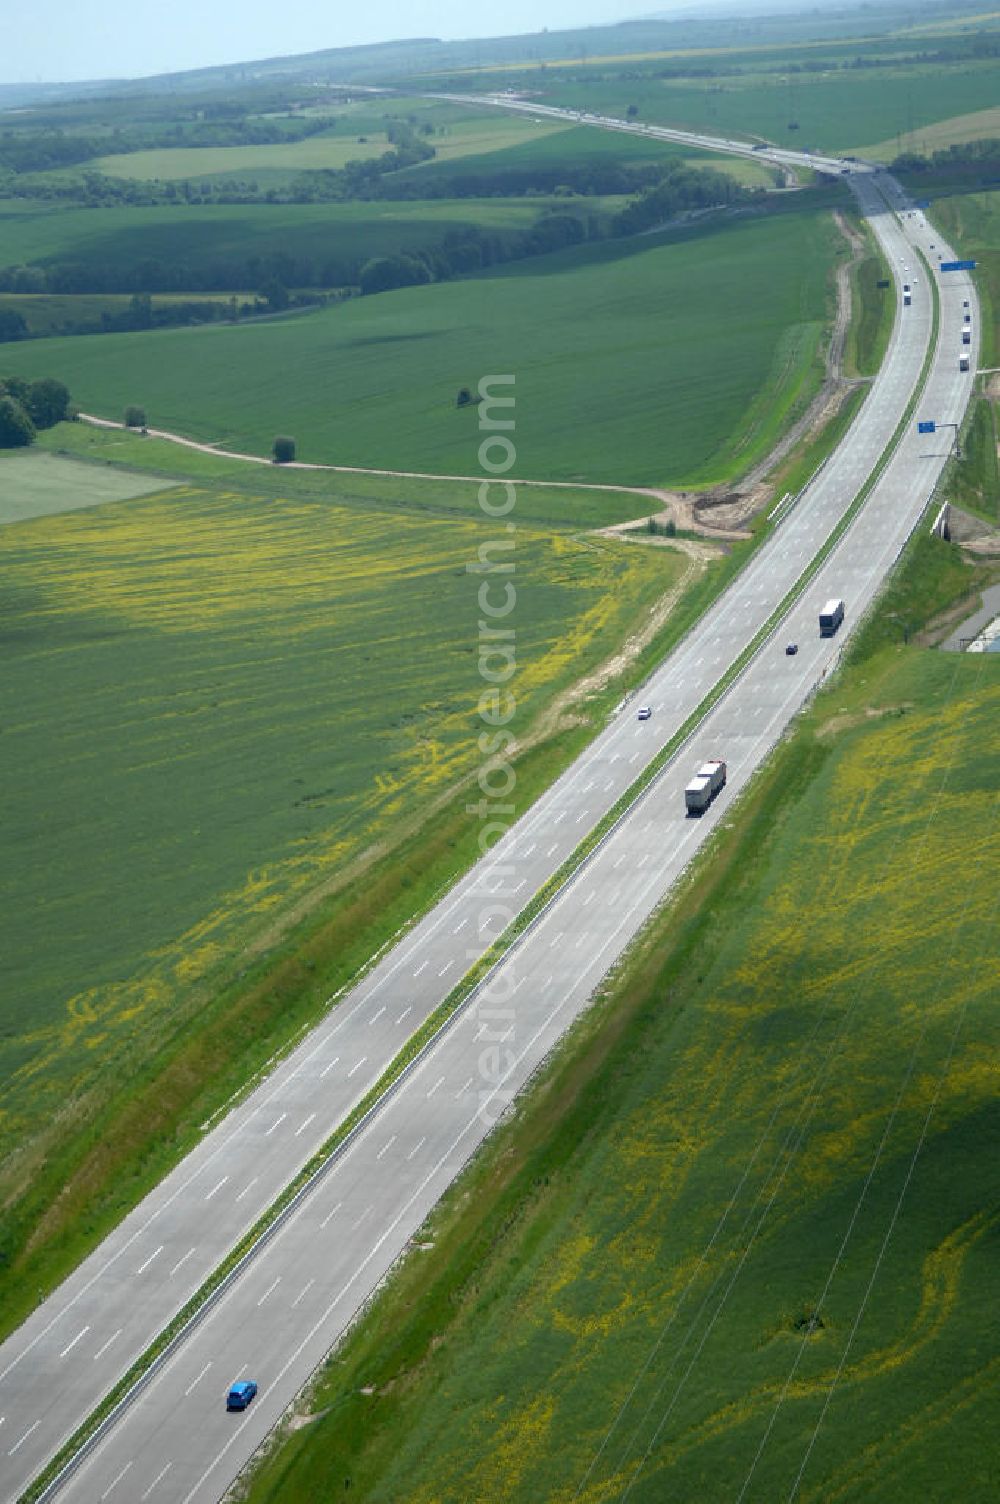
[843,220,896,379]
[767,383,868,503]
[240,520,1000,1504]
[944,394,1000,527]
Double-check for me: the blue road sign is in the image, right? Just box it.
[915,199,931,208]
[940,259,976,272]
[918,421,936,434]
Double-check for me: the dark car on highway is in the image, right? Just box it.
[227,1380,258,1411]
[785,643,799,656]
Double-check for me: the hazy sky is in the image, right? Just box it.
[3,0,662,83]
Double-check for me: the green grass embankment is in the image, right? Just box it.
[241,527,1000,1504]
[947,395,1000,526]
[844,222,895,380]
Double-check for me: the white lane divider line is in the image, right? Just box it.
[295,1113,316,1138]
[319,1200,342,1231]
[396,1005,412,1025]
[59,1325,90,1359]
[8,1419,40,1456]
[438,960,454,978]
[141,1461,172,1499]
[583,891,595,906]
[426,1075,445,1098]
[292,1279,315,1309]
[406,1137,425,1162]
[100,1461,132,1500]
[93,1328,122,1363]
[413,960,428,977]
[265,1113,286,1136]
[452,917,468,933]
[184,1361,211,1397]
[319,1056,340,1079]
[235,1177,258,1202]
[376,1135,397,1161]
[204,1176,229,1202]
[169,1247,196,1278]
[136,1245,163,1276]
[455,1076,473,1100]
[523,843,536,857]
[549,931,564,947]
[368,1005,386,1026]
[347,1058,366,1078]
[546,843,559,857]
[256,1277,281,1307]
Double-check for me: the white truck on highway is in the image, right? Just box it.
[685,759,727,816]
[819,597,846,636]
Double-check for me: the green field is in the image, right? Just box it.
[463,36,1000,157]
[243,533,1000,1504]
[861,104,1000,161]
[0,196,574,279]
[0,450,168,522]
[390,118,719,184]
[0,451,683,1298]
[88,131,392,181]
[85,113,570,185]
[1,207,841,485]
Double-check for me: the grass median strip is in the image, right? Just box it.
[24,202,939,1504]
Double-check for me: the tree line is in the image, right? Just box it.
[0,161,757,314]
[0,113,336,177]
[892,138,1000,184]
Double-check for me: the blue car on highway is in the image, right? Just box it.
[227,1380,258,1411]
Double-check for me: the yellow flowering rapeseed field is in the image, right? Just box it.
[0,478,674,1191]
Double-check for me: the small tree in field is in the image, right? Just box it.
[0,395,35,448]
[456,386,472,407]
[25,377,71,429]
[272,434,296,464]
[124,405,147,429]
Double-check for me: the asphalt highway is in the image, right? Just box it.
[0,124,977,1504]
